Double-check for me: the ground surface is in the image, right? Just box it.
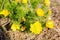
[0,0,60,40]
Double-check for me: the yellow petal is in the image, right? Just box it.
[22,17,26,21]
[36,8,44,17]
[46,20,54,29]
[22,0,28,4]
[11,23,20,31]
[44,0,50,7]
[48,9,52,15]
[30,21,42,34]
[21,26,26,31]
[15,0,20,3]
[0,9,10,17]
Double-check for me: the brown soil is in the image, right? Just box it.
[0,0,60,40]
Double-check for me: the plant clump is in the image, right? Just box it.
[0,0,54,34]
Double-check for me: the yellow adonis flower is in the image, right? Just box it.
[21,26,26,31]
[15,0,20,3]
[44,0,50,7]
[36,8,44,17]
[30,21,42,34]
[11,23,20,31]
[22,0,28,4]
[47,9,52,20]
[46,20,54,29]
[22,17,26,21]
[0,9,10,17]
[48,9,52,15]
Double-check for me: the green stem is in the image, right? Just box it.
[1,25,7,32]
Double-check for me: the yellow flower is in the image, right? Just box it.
[11,23,20,31]
[44,0,50,7]
[36,8,44,17]
[46,20,54,29]
[48,9,52,15]
[15,0,20,3]
[22,0,28,4]
[22,17,26,21]
[21,26,26,31]
[0,10,10,17]
[30,21,42,34]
